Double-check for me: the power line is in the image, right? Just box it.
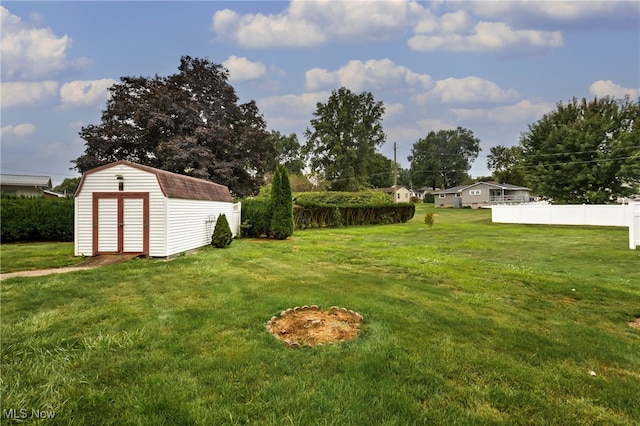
[408,155,639,177]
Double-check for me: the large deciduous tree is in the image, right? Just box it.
[520,96,640,203]
[367,153,394,188]
[303,87,386,191]
[487,145,526,186]
[265,130,305,175]
[409,127,481,189]
[73,56,275,197]
[53,177,81,196]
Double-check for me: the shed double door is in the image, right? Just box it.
[93,193,149,255]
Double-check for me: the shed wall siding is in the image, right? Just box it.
[97,198,118,252]
[123,198,145,252]
[75,164,167,256]
[166,198,236,257]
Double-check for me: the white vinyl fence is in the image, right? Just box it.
[491,203,640,249]
[630,203,640,250]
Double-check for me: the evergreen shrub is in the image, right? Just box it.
[211,214,232,248]
[270,165,294,240]
[240,199,271,238]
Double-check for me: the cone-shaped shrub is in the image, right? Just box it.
[270,164,294,240]
[211,213,232,248]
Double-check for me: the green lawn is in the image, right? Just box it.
[2,205,639,425]
[0,241,84,273]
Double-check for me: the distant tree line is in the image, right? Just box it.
[73,56,639,204]
[487,96,639,203]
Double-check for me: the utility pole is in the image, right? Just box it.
[393,142,398,202]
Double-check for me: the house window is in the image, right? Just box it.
[439,194,446,199]
[455,193,461,198]
[469,189,481,195]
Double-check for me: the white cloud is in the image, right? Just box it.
[416,118,459,133]
[415,76,519,105]
[212,0,426,48]
[0,81,58,108]
[222,55,267,82]
[68,120,84,130]
[463,1,640,29]
[257,91,330,133]
[59,79,116,108]
[385,125,424,145]
[589,80,640,99]
[409,20,562,53]
[212,6,326,48]
[383,103,406,121]
[451,100,554,124]
[305,59,432,92]
[1,123,36,138]
[414,9,472,34]
[1,6,88,80]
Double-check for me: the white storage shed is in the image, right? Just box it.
[74,160,240,257]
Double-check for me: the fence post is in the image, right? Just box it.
[630,202,640,250]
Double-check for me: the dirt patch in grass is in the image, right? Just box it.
[76,254,139,267]
[629,318,640,329]
[267,306,363,348]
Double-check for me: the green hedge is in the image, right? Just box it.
[242,191,416,235]
[240,198,272,238]
[1,196,74,242]
[293,191,392,205]
[293,201,415,229]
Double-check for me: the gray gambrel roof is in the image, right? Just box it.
[432,182,530,195]
[0,174,52,188]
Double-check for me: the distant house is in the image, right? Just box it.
[380,185,413,203]
[412,187,433,201]
[0,174,52,197]
[432,182,533,208]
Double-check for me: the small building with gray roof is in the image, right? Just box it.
[74,160,240,257]
[0,174,52,197]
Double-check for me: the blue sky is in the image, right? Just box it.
[1,1,639,186]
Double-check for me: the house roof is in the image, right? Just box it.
[432,182,530,194]
[380,185,410,191]
[43,190,66,198]
[76,160,233,202]
[0,174,52,188]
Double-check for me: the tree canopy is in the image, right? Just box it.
[486,145,526,186]
[265,130,305,175]
[409,127,481,189]
[367,152,394,189]
[53,177,81,196]
[303,87,386,191]
[73,56,275,197]
[520,96,640,203]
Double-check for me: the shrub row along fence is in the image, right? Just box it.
[241,198,415,237]
[1,197,74,242]
[293,203,415,229]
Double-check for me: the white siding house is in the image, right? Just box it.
[74,160,240,257]
[0,174,52,197]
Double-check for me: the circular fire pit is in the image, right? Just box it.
[267,305,364,348]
